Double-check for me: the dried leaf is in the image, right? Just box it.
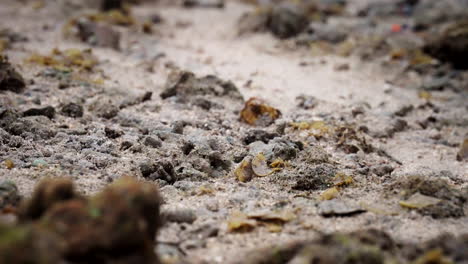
[413,249,452,264]
[27,48,98,72]
[240,97,281,126]
[234,157,254,182]
[248,209,296,223]
[251,153,273,177]
[399,192,441,209]
[333,173,353,187]
[227,211,257,232]
[4,159,14,169]
[320,187,339,200]
[418,91,432,100]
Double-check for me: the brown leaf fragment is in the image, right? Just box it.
[240,97,281,126]
[227,211,257,232]
[234,156,254,182]
[251,153,273,177]
[456,138,468,161]
[399,192,441,209]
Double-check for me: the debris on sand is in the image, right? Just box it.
[160,70,243,109]
[0,181,21,212]
[0,55,26,93]
[240,97,281,126]
[72,20,121,50]
[1,177,162,264]
[183,0,225,9]
[456,138,468,161]
[27,48,99,72]
[394,175,467,218]
[238,4,309,39]
[318,199,365,217]
[227,208,295,233]
[424,20,468,69]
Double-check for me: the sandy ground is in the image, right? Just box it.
[0,0,467,263]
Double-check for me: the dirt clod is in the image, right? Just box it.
[0,55,25,93]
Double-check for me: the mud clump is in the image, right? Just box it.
[160,70,243,107]
[293,164,337,191]
[395,175,467,218]
[0,181,21,212]
[0,55,26,93]
[267,6,309,39]
[18,178,81,221]
[239,229,396,264]
[1,177,162,264]
[424,20,468,69]
[61,103,84,118]
[23,106,56,119]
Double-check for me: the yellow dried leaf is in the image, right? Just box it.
[418,91,432,100]
[333,173,353,187]
[227,211,257,232]
[4,159,14,169]
[240,97,281,126]
[320,187,339,200]
[399,192,441,209]
[248,209,296,223]
[266,223,283,233]
[413,249,452,264]
[197,185,215,196]
[234,157,254,182]
[251,153,273,177]
[410,50,434,66]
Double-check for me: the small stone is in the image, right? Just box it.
[104,127,123,139]
[0,181,21,211]
[162,208,197,224]
[61,103,83,118]
[0,55,26,93]
[143,136,162,148]
[23,106,55,119]
[32,159,48,167]
[318,200,365,217]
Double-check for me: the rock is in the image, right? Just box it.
[95,102,119,119]
[183,0,224,8]
[23,106,55,119]
[413,0,468,30]
[104,126,124,139]
[0,55,25,93]
[267,6,309,39]
[101,0,123,11]
[243,129,279,144]
[143,136,162,148]
[140,160,178,184]
[0,181,21,211]
[317,200,366,217]
[395,175,467,218]
[293,164,336,191]
[76,20,120,50]
[162,208,197,224]
[424,20,468,69]
[61,103,84,118]
[296,95,319,110]
[371,164,394,177]
[160,70,243,104]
